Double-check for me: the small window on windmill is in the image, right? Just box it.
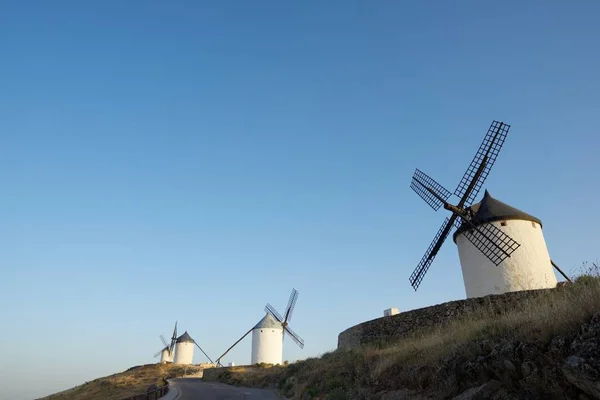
[500,221,507,226]
[261,330,263,332]
[532,221,536,228]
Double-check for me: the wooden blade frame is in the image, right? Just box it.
[160,335,169,349]
[409,215,457,290]
[284,289,299,323]
[411,168,452,211]
[284,325,305,349]
[408,120,513,291]
[454,121,510,207]
[453,215,521,265]
[265,303,284,322]
[170,321,178,353]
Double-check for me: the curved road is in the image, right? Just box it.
[164,378,283,400]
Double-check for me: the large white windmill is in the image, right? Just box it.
[173,331,195,364]
[214,288,305,367]
[408,120,571,298]
[153,321,177,364]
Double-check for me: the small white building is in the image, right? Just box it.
[159,347,173,363]
[173,331,195,365]
[384,308,399,317]
[453,190,558,298]
[251,313,283,365]
[228,362,235,367]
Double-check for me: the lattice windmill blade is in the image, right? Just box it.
[283,288,299,323]
[284,325,305,349]
[169,322,178,353]
[411,168,452,211]
[409,215,458,290]
[160,335,169,348]
[453,215,521,266]
[154,349,163,358]
[454,121,510,207]
[171,322,178,341]
[265,303,284,322]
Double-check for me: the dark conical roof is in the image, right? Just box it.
[176,331,195,344]
[253,313,283,330]
[453,190,542,242]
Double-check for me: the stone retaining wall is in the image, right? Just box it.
[202,366,239,382]
[337,287,560,350]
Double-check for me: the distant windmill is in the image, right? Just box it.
[173,330,214,365]
[409,120,570,297]
[214,288,304,367]
[153,321,177,364]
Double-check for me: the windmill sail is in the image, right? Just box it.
[454,121,510,207]
[453,213,521,265]
[411,169,452,211]
[284,325,304,348]
[409,216,456,290]
[408,120,517,291]
[264,288,304,349]
[265,303,284,322]
[284,289,299,322]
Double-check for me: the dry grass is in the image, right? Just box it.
[206,265,600,399]
[36,363,208,400]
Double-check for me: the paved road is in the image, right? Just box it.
[164,378,283,400]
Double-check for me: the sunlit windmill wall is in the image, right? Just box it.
[173,332,195,365]
[251,313,284,365]
[454,191,557,298]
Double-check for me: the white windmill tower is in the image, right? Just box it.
[213,288,305,367]
[408,120,571,298]
[452,190,558,298]
[173,330,214,365]
[153,321,177,364]
[173,331,194,364]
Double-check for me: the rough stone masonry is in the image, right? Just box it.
[337,287,563,350]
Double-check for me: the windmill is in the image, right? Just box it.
[263,288,305,353]
[153,321,177,363]
[213,288,304,367]
[173,330,214,365]
[409,120,570,297]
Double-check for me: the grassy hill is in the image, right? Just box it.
[36,363,208,400]
[203,265,600,399]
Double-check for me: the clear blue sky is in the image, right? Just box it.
[1,1,599,399]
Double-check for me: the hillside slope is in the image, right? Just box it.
[203,272,600,399]
[36,363,209,400]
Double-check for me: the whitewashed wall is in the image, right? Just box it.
[251,326,283,365]
[160,348,173,363]
[174,342,194,365]
[456,219,557,298]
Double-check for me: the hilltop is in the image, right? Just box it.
[36,363,211,400]
[203,266,600,399]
